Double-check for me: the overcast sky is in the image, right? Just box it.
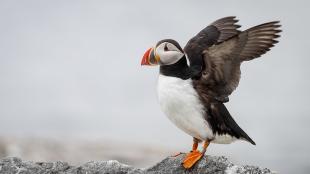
[0,0,309,173]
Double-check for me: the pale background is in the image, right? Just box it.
[0,0,309,173]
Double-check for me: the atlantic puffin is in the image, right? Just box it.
[141,16,281,169]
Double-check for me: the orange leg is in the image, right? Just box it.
[182,139,210,169]
[192,138,198,151]
[172,138,199,157]
[201,140,210,154]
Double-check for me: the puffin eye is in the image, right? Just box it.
[164,43,169,51]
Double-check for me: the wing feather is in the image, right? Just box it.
[185,17,281,101]
[198,21,281,99]
[184,16,241,75]
[210,16,241,42]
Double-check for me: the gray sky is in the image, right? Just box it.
[0,0,309,173]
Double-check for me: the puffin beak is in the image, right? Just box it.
[141,47,152,65]
[141,47,160,66]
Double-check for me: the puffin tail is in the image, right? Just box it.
[210,102,256,145]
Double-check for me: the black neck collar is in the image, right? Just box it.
[159,56,192,80]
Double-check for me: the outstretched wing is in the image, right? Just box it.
[201,21,281,99]
[185,18,281,101]
[184,16,241,74]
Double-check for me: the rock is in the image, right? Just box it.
[0,154,274,174]
[146,154,273,174]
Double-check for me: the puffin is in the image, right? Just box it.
[141,16,281,169]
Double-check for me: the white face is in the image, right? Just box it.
[155,42,184,65]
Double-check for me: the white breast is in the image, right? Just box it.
[157,74,214,141]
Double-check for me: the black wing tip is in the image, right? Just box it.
[240,134,256,145]
[245,137,256,145]
[247,20,282,40]
[226,16,238,22]
[211,16,242,43]
[235,24,241,29]
[250,21,282,31]
[260,21,281,26]
[212,16,240,25]
[221,16,237,20]
[267,20,280,24]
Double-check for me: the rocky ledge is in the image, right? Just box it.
[0,154,274,174]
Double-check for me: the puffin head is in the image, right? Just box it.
[141,39,184,66]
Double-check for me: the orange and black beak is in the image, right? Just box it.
[141,47,160,66]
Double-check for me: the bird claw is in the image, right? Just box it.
[170,152,185,157]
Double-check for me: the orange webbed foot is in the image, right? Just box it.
[182,150,203,169]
